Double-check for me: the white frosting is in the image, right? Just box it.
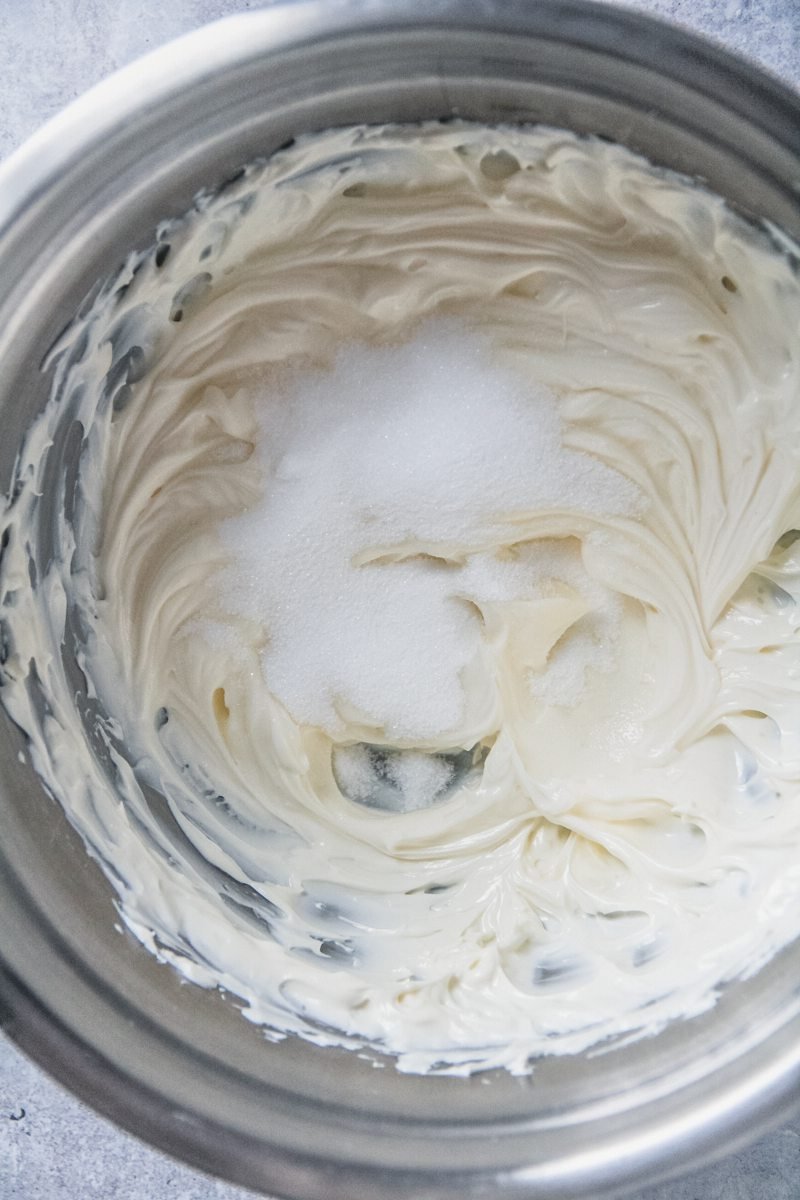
[4,123,800,1075]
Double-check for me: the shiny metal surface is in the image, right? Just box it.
[1,3,800,1197]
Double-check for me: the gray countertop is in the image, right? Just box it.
[1,2,799,1197]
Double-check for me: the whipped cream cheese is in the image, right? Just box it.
[4,123,800,1075]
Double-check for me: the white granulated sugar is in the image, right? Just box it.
[529,620,616,707]
[385,750,455,811]
[332,744,455,812]
[330,743,376,804]
[215,320,638,739]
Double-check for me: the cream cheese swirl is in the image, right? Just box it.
[4,123,800,1074]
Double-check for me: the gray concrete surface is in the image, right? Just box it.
[1,1,799,1197]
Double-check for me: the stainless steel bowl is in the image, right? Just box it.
[2,3,800,1197]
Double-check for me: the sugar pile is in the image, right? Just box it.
[332,744,456,812]
[214,320,638,741]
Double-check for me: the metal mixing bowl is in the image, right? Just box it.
[1,2,800,1197]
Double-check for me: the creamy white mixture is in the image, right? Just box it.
[4,123,800,1075]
